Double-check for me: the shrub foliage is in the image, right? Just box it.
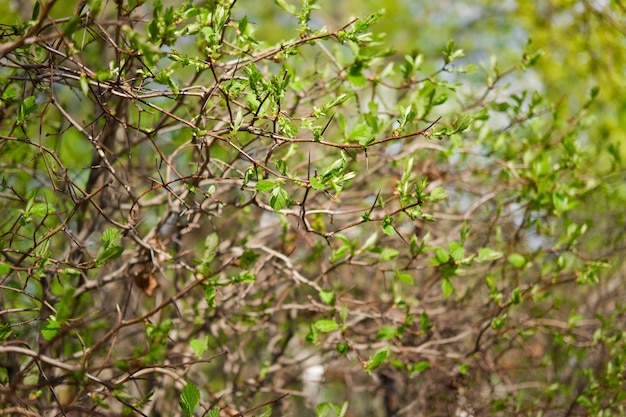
[1,1,625,416]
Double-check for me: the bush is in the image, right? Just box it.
[1,1,625,416]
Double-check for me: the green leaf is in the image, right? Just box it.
[442,277,453,298]
[452,114,472,133]
[80,75,90,96]
[207,406,220,417]
[427,186,448,202]
[314,319,339,332]
[17,96,37,124]
[443,40,464,63]
[202,233,219,265]
[379,247,399,261]
[269,187,288,211]
[0,262,10,275]
[239,249,259,269]
[95,228,124,266]
[360,232,378,252]
[408,360,430,374]
[190,337,208,358]
[576,261,609,285]
[434,248,449,264]
[364,345,390,375]
[376,326,398,340]
[337,342,349,355]
[448,241,464,261]
[310,176,326,190]
[257,406,272,417]
[233,271,256,283]
[476,247,503,262]
[179,383,200,417]
[319,290,336,306]
[381,215,395,236]
[330,245,349,262]
[419,312,432,332]
[274,0,297,15]
[41,317,61,341]
[30,202,56,217]
[491,314,507,330]
[256,179,275,192]
[339,304,348,325]
[205,285,216,308]
[394,271,414,285]
[508,253,526,268]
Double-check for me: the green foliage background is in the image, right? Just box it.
[1,1,626,416]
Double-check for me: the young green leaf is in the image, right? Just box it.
[256,179,276,192]
[319,290,336,306]
[314,319,339,332]
[95,228,124,266]
[476,247,503,262]
[364,345,390,375]
[269,187,288,211]
[394,271,414,285]
[442,277,453,298]
[190,336,209,358]
[379,247,399,261]
[202,233,219,265]
[179,383,200,417]
[41,317,61,341]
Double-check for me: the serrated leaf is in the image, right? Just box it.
[179,383,200,417]
[207,406,220,417]
[102,227,122,247]
[314,319,339,332]
[95,228,124,266]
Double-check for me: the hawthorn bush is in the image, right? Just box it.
[1,1,625,416]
